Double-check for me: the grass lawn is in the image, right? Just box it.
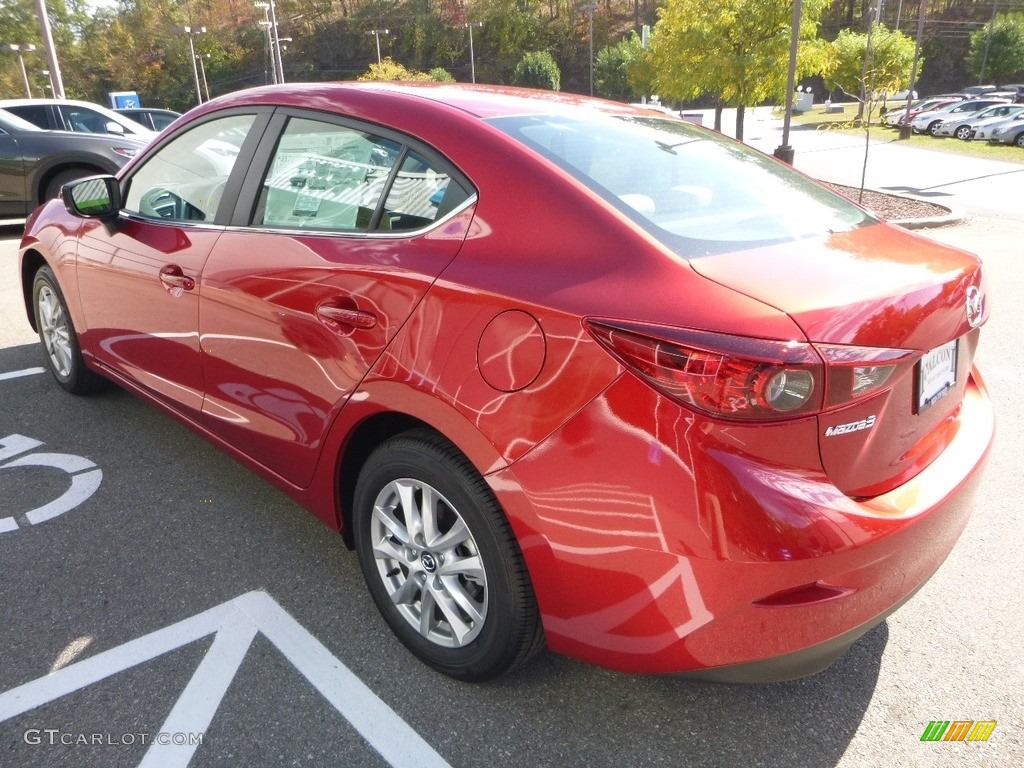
[777,102,1024,163]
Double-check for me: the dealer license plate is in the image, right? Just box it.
[917,340,958,412]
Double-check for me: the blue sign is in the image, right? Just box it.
[108,91,141,109]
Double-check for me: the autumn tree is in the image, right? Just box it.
[646,0,830,140]
[824,24,917,116]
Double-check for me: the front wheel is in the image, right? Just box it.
[955,125,972,140]
[352,430,543,681]
[927,120,942,136]
[32,266,105,394]
[1016,132,1024,148]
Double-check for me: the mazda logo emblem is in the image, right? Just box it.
[966,286,983,329]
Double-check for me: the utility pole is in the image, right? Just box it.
[774,0,804,165]
[34,0,64,98]
[581,4,599,97]
[461,22,482,84]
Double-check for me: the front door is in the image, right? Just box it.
[199,112,475,487]
[76,112,262,416]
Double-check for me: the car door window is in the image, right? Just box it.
[256,116,471,233]
[124,113,255,223]
[257,117,400,231]
[377,149,471,232]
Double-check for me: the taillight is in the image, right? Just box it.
[815,344,918,408]
[586,320,823,421]
[586,320,917,422]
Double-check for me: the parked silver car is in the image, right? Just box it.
[987,114,1024,147]
[933,103,1024,140]
[910,98,1013,135]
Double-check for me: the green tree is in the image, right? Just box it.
[968,12,1024,84]
[512,50,560,90]
[824,24,917,106]
[594,32,644,102]
[646,0,830,140]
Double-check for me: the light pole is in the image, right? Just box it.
[365,29,389,65]
[460,22,482,84]
[581,4,599,96]
[196,53,211,101]
[182,26,206,106]
[34,0,64,98]
[255,1,285,84]
[2,43,36,98]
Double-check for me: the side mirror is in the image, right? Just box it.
[105,121,126,136]
[61,175,121,219]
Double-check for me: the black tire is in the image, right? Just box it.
[43,168,92,202]
[1015,132,1024,148]
[352,429,543,681]
[927,120,942,136]
[32,266,105,395]
[955,125,972,140]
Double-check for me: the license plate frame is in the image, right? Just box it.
[916,339,958,413]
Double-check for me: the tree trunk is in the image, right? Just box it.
[735,105,745,142]
[714,105,723,132]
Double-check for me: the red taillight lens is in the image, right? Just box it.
[586,320,824,421]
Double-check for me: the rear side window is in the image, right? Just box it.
[7,105,55,129]
[491,113,873,258]
[255,116,471,234]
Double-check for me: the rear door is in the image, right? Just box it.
[199,109,475,487]
[75,110,269,416]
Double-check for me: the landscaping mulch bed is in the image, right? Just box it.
[821,182,951,222]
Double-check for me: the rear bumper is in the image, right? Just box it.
[491,368,993,677]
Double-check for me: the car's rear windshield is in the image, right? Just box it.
[489,113,874,258]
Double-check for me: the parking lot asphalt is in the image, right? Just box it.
[2,126,1023,768]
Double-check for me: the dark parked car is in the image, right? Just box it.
[19,83,993,682]
[114,107,182,132]
[0,109,145,219]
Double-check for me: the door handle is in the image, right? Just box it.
[159,264,195,294]
[316,302,377,331]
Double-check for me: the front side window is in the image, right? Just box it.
[491,113,873,258]
[256,117,471,233]
[124,113,255,223]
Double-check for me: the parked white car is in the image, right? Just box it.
[0,98,158,142]
[933,103,1024,140]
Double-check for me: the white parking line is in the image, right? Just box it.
[0,367,45,381]
[0,590,453,768]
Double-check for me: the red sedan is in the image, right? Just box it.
[19,83,993,682]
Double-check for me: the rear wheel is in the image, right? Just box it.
[352,430,543,681]
[32,266,104,394]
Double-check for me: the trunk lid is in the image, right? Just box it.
[689,223,987,496]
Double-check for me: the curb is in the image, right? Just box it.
[892,205,965,230]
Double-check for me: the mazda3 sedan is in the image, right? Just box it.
[19,83,993,682]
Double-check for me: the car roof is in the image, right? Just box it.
[199,82,653,122]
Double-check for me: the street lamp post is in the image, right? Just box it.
[581,4,599,97]
[196,54,211,101]
[182,26,206,106]
[460,22,482,84]
[34,0,64,98]
[365,29,389,65]
[255,1,286,84]
[2,43,37,98]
